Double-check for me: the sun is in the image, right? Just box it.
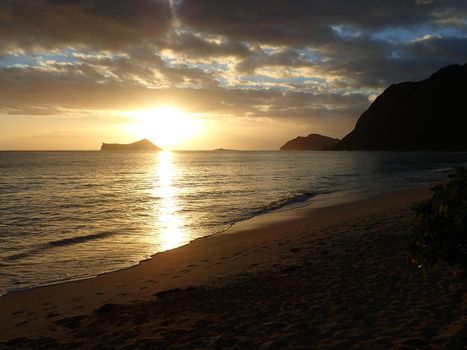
[125,106,204,149]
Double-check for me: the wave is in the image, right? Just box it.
[47,231,115,247]
[245,191,330,220]
[254,192,318,215]
[217,191,328,234]
[5,231,117,261]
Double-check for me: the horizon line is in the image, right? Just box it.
[0,149,281,152]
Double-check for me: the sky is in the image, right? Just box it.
[1,0,467,150]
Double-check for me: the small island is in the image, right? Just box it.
[100,138,161,151]
[280,133,340,150]
[212,148,238,152]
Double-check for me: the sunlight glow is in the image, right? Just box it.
[154,151,187,250]
[126,106,204,149]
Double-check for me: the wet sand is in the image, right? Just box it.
[1,187,466,349]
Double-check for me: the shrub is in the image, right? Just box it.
[408,166,467,272]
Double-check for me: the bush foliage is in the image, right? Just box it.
[408,166,467,272]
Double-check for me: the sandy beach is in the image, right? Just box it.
[1,186,466,349]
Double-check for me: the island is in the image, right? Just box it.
[212,148,238,152]
[332,62,467,150]
[280,133,340,150]
[100,138,161,151]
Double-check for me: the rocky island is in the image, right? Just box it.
[100,138,161,151]
[280,134,340,150]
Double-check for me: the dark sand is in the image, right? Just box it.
[1,187,466,349]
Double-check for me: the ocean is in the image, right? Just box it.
[1,150,467,296]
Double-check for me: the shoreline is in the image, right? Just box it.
[0,183,433,299]
[1,185,451,346]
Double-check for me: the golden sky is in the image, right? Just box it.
[1,0,466,150]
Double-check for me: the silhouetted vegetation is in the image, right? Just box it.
[409,167,467,272]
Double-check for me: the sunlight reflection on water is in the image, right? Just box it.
[2,150,466,295]
[155,151,186,250]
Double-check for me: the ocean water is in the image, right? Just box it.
[1,150,467,295]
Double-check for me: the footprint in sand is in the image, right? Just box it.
[290,247,302,253]
[10,310,25,315]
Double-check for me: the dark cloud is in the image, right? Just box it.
[0,0,172,53]
[176,0,467,91]
[177,0,467,46]
[161,32,252,58]
[402,36,467,60]
[236,49,315,73]
[312,35,467,88]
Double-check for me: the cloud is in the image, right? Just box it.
[173,0,467,92]
[403,36,467,59]
[176,0,467,46]
[0,59,368,128]
[236,49,316,73]
[1,0,467,143]
[161,32,252,58]
[0,0,173,53]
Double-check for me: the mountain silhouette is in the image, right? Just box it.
[280,134,340,150]
[101,139,161,151]
[333,63,467,150]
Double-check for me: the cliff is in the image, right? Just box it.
[333,63,467,150]
[101,139,161,151]
[280,134,340,150]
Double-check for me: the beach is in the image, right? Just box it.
[1,186,466,349]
